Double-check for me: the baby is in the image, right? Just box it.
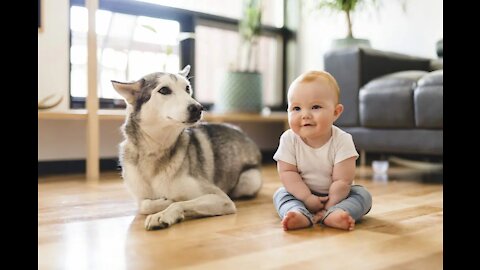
[273,70,372,231]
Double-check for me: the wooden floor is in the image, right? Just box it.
[38,164,443,270]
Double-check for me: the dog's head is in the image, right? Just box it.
[111,65,203,126]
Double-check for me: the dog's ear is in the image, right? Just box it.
[111,79,143,105]
[178,65,191,77]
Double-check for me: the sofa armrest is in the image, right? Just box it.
[324,46,431,126]
[415,70,443,129]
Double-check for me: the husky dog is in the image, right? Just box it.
[112,66,263,230]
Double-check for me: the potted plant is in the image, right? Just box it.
[312,0,375,48]
[215,0,263,113]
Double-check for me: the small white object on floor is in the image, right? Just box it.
[372,160,389,174]
[261,107,271,116]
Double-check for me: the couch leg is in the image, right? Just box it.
[360,150,366,167]
[388,156,443,171]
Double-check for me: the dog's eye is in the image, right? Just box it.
[158,87,172,95]
[186,85,190,94]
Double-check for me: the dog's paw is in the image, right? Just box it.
[144,205,184,230]
[145,213,169,230]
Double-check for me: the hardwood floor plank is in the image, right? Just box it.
[38,164,443,269]
[377,251,443,270]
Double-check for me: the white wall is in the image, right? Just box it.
[38,120,124,161]
[38,0,69,111]
[298,0,443,72]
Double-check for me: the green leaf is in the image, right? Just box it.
[141,24,157,33]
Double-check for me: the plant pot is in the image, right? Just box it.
[331,37,371,49]
[214,71,263,113]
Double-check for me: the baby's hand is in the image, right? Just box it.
[304,194,329,213]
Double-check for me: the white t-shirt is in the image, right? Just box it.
[273,125,359,194]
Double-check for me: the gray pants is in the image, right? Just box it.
[273,185,372,226]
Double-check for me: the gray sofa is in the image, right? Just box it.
[324,47,443,156]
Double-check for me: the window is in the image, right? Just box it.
[70,1,186,107]
[69,0,290,110]
[194,21,283,107]
[136,0,284,27]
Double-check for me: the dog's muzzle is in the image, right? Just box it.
[187,104,204,123]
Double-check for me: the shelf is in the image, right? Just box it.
[39,109,288,181]
[203,111,288,123]
[38,110,288,124]
[38,110,125,120]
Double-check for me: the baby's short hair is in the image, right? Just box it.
[292,70,340,103]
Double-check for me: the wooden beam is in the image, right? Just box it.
[86,0,100,184]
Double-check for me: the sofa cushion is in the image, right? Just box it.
[359,71,427,128]
[325,47,432,127]
[414,70,443,128]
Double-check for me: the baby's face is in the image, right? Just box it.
[287,78,341,142]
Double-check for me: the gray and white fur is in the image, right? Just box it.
[112,65,263,230]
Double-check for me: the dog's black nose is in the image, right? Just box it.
[187,104,203,123]
[188,104,203,114]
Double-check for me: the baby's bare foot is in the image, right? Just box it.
[323,210,355,231]
[281,211,311,231]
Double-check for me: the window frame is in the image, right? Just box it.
[69,0,292,111]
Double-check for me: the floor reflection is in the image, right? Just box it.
[63,216,134,270]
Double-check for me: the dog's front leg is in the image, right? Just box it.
[139,198,174,215]
[144,194,236,230]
